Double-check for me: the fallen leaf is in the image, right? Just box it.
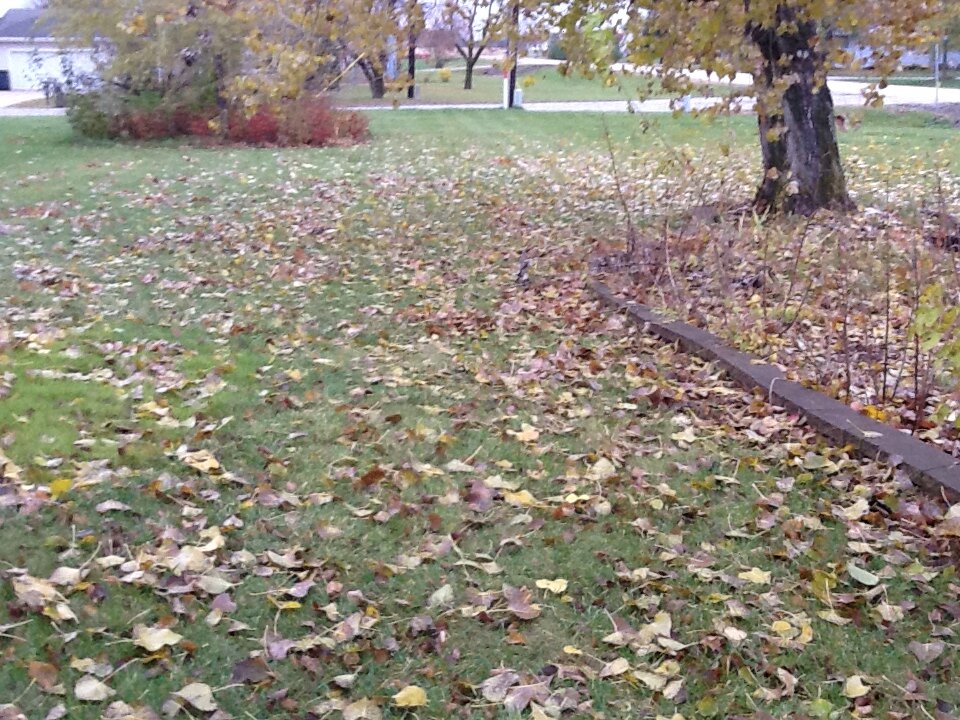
[535,578,568,594]
[908,640,945,664]
[132,625,183,652]
[586,457,616,481]
[480,671,520,702]
[342,698,382,720]
[231,656,272,684]
[599,657,631,678]
[843,675,870,699]
[503,489,537,507]
[511,423,540,443]
[737,567,772,585]
[49,478,72,499]
[173,682,217,712]
[503,584,541,620]
[847,563,879,587]
[427,584,454,609]
[180,449,221,474]
[27,661,60,692]
[392,685,427,708]
[75,676,115,702]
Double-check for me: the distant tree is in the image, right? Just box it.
[442,0,507,90]
[549,1,950,214]
[234,0,414,101]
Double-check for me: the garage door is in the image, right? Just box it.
[9,49,67,91]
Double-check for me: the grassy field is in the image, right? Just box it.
[331,66,667,105]
[1,112,959,719]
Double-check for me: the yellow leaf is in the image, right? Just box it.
[737,567,772,585]
[392,685,427,708]
[562,645,583,656]
[132,625,183,652]
[511,423,540,443]
[843,675,870,699]
[268,597,302,611]
[535,578,568,594]
[180,449,221,474]
[770,620,794,638]
[503,490,537,507]
[49,478,72,499]
[817,609,851,626]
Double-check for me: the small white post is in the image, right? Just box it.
[503,75,510,109]
[935,41,941,106]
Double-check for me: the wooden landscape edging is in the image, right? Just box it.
[589,280,960,501]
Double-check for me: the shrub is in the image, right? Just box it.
[279,97,368,146]
[228,107,280,144]
[65,91,366,147]
[171,107,216,137]
[336,109,369,143]
[66,93,114,139]
[119,110,174,140]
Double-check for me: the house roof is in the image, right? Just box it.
[0,8,54,39]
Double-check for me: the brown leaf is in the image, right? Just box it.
[909,640,945,664]
[28,661,59,691]
[503,585,541,620]
[230,656,272,684]
[480,671,520,703]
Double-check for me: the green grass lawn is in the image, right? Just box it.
[331,66,667,105]
[0,112,959,720]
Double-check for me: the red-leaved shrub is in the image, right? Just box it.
[121,110,173,140]
[171,107,216,137]
[89,95,366,146]
[228,107,280,144]
[280,98,335,146]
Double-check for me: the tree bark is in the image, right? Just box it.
[407,30,416,99]
[358,55,387,99]
[464,56,476,89]
[749,5,853,214]
[213,52,228,139]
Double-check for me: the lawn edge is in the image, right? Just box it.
[589,279,960,501]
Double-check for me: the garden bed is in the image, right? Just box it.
[594,156,960,459]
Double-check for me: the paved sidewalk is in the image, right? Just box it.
[4,75,960,117]
[0,107,66,117]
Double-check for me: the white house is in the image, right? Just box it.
[0,2,94,91]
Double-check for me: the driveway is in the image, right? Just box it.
[0,90,65,116]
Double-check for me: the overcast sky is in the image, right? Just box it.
[0,0,37,15]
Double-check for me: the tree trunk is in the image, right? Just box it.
[358,56,387,99]
[464,57,475,90]
[213,53,228,139]
[749,6,853,214]
[370,73,386,99]
[407,30,416,99]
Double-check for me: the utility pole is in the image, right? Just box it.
[408,29,417,99]
[507,0,520,108]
